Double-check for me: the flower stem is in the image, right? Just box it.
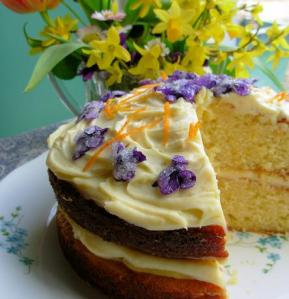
[40,11,53,26]
[62,0,87,26]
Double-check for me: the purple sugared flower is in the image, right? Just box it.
[154,71,257,103]
[156,79,201,103]
[99,90,127,102]
[77,101,104,122]
[112,142,146,182]
[153,155,196,195]
[73,126,108,160]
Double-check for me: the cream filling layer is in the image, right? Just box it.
[65,213,225,288]
[47,90,225,231]
[219,168,289,189]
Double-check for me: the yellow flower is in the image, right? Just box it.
[41,15,78,47]
[164,61,185,75]
[181,40,207,74]
[251,4,263,25]
[153,1,194,42]
[86,26,130,69]
[268,48,289,69]
[129,43,161,79]
[267,22,289,50]
[106,61,123,86]
[227,51,255,78]
[176,0,201,11]
[131,0,161,18]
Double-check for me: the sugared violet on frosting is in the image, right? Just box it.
[73,126,108,160]
[153,155,196,195]
[112,142,146,181]
[99,90,127,102]
[77,101,104,122]
[154,71,256,103]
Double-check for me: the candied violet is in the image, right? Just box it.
[153,155,196,195]
[154,71,257,103]
[112,142,146,182]
[99,90,127,102]
[156,79,201,103]
[73,126,108,160]
[77,101,104,122]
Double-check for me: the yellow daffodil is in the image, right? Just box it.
[227,51,255,78]
[129,43,161,79]
[41,15,78,47]
[86,26,130,69]
[131,0,161,18]
[181,40,207,74]
[153,1,194,42]
[106,61,123,86]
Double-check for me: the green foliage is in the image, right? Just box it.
[25,42,85,91]
[52,54,82,80]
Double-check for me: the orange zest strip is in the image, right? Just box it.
[163,102,170,144]
[127,108,147,121]
[160,71,168,81]
[83,117,162,172]
[270,91,289,103]
[187,121,201,141]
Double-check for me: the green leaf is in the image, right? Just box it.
[52,54,81,80]
[254,58,285,91]
[25,42,85,92]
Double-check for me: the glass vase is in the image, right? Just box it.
[48,72,107,117]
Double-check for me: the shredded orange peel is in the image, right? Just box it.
[163,102,170,144]
[270,91,289,103]
[160,71,168,81]
[187,122,200,141]
[103,84,160,120]
[83,116,161,172]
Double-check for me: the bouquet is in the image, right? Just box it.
[2,0,289,92]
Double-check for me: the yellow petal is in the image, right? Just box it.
[116,45,131,62]
[170,1,181,18]
[154,8,169,22]
[139,4,150,18]
[133,42,146,56]
[107,26,120,44]
[152,22,167,34]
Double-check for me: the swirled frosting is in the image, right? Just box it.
[47,86,226,230]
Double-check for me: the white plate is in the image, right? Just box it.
[0,153,288,299]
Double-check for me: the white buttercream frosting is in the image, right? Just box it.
[47,87,225,231]
[64,212,225,287]
[197,86,289,123]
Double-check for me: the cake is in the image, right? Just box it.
[196,87,289,233]
[47,71,289,298]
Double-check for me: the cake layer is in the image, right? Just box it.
[47,88,225,231]
[57,210,227,299]
[197,88,289,174]
[218,175,289,233]
[50,170,228,259]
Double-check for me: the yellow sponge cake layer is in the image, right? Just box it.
[197,87,289,233]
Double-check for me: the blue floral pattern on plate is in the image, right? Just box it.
[0,206,34,272]
[228,231,289,274]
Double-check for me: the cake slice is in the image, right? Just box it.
[196,87,289,233]
[47,80,228,298]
